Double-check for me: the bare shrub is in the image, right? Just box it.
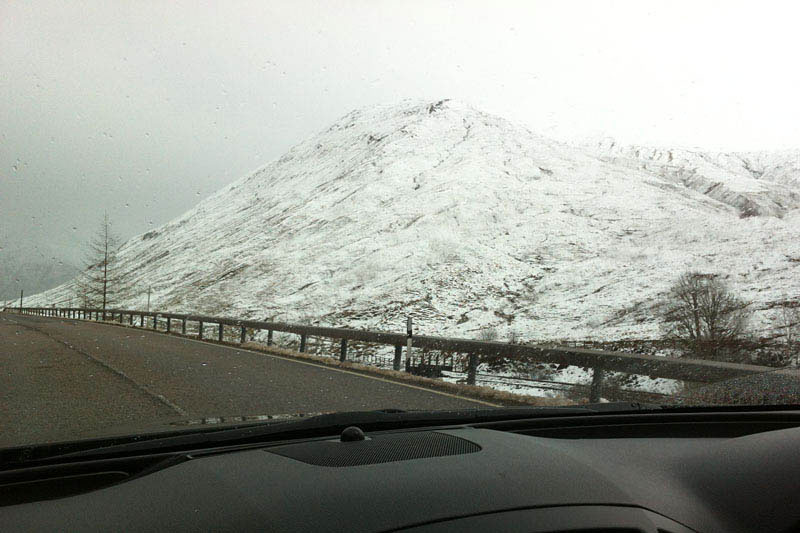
[776,305,800,366]
[478,327,498,342]
[661,272,751,359]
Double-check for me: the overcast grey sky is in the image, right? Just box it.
[2,0,799,268]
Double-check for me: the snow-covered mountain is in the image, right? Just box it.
[584,138,800,218]
[17,99,800,342]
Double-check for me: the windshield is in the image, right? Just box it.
[2,0,799,450]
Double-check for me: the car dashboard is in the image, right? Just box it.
[1,410,799,532]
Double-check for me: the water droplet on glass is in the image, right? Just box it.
[124,203,130,208]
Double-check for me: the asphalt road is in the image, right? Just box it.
[0,313,486,448]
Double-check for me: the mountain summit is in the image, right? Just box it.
[21,100,800,340]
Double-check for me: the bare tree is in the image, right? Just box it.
[776,305,800,366]
[661,272,750,358]
[77,213,124,319]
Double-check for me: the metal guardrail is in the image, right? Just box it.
[7,306,774,402]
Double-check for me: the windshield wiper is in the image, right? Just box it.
[2,402,658,467]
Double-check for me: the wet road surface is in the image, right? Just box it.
[0,313,486,447]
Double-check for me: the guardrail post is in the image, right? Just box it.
[182,319,186,335]
[118,312,123,323]
[152,315,157,330]
[240,325,246,344]
[129,313,133,325]
[394,345,402,371]
[166,317,171,332]
[467,353,478,385]
[406,317,413,369]
[340,338,347,361]
[218,323,223,342]
[140,314,144,327]
[268,329,273,346]
[299,333,307,353]
[198,321,203,339]
[589,366,605,402]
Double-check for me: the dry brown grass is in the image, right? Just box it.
[242,341,576,407]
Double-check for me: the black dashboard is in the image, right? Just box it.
[2,410,799,532]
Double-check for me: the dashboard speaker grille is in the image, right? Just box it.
[266,431,481,467]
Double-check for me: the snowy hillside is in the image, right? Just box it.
[18,99,800,344]
[584,138,800,218]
